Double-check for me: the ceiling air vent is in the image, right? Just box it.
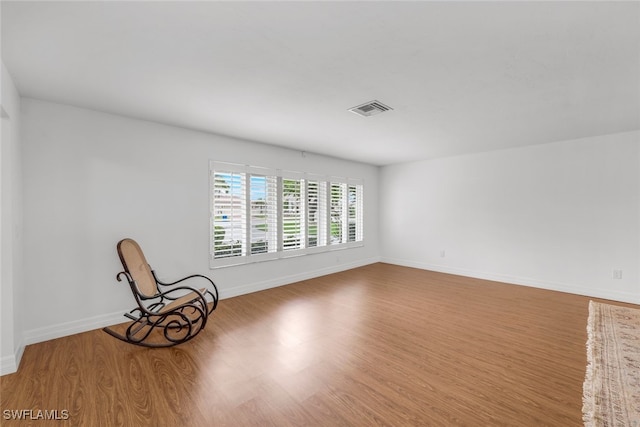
[348,100,393,117]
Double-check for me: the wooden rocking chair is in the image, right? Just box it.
[103,238,218,347]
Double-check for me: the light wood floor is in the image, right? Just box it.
[2,263,637,426]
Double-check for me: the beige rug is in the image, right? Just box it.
[583,301,640,427]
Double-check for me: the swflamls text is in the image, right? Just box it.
[3,409,70,420]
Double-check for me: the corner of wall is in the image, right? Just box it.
[1,60,24,376]
[0,341,24,376]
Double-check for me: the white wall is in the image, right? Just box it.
[10,95,640,376]
[20,98,380,345]
[1,61,24,375]
[380,131,640,304]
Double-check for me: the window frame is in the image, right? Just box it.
[210,161,364,268]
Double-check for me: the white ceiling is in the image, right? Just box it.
[2,1,639,166]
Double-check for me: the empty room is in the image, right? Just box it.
[1,1,639,426]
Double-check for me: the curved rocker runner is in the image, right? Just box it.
[103,238,219,347]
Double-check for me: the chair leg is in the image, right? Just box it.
[103,305,207,348]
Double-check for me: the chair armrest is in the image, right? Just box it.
[152,271,219,300]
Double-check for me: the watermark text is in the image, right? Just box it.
[3,409,69,421]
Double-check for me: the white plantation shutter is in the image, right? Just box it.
[348,182,364,243]
[249,170,278,260]
[210,162,363,268]
[330,182,347,245]
[329,178,363,247]
[211,162,247,264]
[306,177,327,250]
[281,171,306,252]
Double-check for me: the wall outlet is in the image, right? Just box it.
[612,269,623,280]
[440,250,446,258]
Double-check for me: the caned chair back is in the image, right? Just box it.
[117,238,158,298]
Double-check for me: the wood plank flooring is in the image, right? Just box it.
[2,263,637,426]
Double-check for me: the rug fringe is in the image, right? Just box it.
[582,300,640,427]
[582,300,596,427]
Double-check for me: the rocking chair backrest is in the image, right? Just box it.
[117,238,158,298]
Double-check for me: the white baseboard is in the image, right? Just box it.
[219,256,382,299]
[1,354,18,376]
[381,257,640,305]
[18,254,629,376]
[22,311,127,347]
[19,256,381,350]
[1,341,24,376]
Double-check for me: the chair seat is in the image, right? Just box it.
[158,288,207,314]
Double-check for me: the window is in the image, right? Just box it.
[348,184,363,242]
[250,174,277,256]
[306,179,327,248]
[212,169,245,260]
[282,176,304,251]
[330,182,346,244]
[210,162,363,267]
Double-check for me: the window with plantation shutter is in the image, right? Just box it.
[348,184,363,242]
[306,179,327,249]
[210,161,363,268]
[281,176,305,251]
[211,166,246,262]
[330,182,347,245]
[250,173,278,256]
